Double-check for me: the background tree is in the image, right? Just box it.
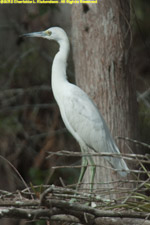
[72,1,138,196]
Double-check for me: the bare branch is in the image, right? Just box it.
[0,185,150,224]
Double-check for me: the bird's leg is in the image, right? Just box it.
[69,156,88,203]
[88,155,96,193]
[76,156,88,190]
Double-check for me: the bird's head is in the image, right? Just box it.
[22,27,68,44]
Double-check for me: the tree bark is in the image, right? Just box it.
[72,1,138,198]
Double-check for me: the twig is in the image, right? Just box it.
[117,136,150,149]
[51,164,148,175]
[47,150,150,160]
[0,155,33,200]
[0,103,56,113]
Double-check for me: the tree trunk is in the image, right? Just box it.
[72,1,138,198]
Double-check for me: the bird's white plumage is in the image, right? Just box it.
[55,82,128,176]
[24,27,129,177]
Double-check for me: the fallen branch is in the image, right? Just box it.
[0,185,150,224]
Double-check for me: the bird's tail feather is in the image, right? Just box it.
[107,139,129,177]
[117,158,130,177]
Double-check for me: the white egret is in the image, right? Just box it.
[22,27,129,188]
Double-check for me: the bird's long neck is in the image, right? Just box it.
[51,40,70,91]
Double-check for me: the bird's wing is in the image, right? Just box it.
[60,84,129,176]
[62,84,117,154]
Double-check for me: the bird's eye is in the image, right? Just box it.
[46,30,51,36]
